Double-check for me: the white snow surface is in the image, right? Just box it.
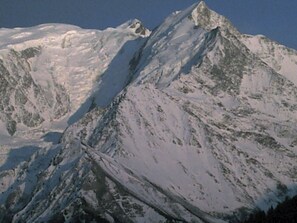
[0,21,148,131]
[241,34,297,86]
[1,1,297,223]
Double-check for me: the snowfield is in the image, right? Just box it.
[1,1,297,223]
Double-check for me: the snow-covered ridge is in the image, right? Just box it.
[1,1,297,223]
[131,2,222,88]
[0,21,149,135]
[241,34,297,86]
[0,22,148,111]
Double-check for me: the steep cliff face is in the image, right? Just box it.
[1,2,297,223]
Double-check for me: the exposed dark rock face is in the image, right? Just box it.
[0,48,70,135]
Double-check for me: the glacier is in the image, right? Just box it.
[0,1,297,223]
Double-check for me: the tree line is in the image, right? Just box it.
[242,195,297,223]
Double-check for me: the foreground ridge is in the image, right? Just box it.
[1,1,297,223]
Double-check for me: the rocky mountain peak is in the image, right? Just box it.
[196,1,208,10]
[129,19,148,35]
[1,1,297,223]
[190,1,239,34]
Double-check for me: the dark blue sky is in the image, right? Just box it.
[1,0,296,49]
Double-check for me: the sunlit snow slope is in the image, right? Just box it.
[1,1,297,223]
[0,20,149,136]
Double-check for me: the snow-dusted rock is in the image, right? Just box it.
[1,1,297,223]
[0,21,148,136]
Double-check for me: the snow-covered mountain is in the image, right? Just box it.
[0,20,149,137]
[1,1,297,223]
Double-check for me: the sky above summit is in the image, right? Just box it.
[0,0,296,49]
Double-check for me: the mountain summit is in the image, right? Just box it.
[190,1,239,34]
[1,1,297,223]
[191,1,220,28]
